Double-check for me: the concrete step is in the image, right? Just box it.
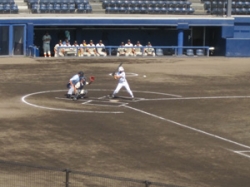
[192,3,205,10]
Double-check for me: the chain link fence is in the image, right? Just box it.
[0,160,183,187]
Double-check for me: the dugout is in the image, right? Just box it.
[1,16,250,57]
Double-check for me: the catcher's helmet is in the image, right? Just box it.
[78,71,84,77]
[118,66,124,72]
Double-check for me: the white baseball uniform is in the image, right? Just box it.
[134,44,143,56]
[117,45,126,56]
[80,43,90,57]
[112,71,134,98]
[96,43,107,56]
[144,45,155,56]
[54,43,64,57]
[42,34,51,57]
[87,44,99,56]
[125,43,134,56]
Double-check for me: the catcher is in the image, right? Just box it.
[72,76,94,100]
[66,71,95,100]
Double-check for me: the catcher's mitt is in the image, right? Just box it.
[89,76,95,82]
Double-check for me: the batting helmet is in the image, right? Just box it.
[118,66,124,72]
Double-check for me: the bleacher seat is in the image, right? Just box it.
[61,0,68,5]
[123,0,129,7]
[11,4,18,13]
[147,6,154,13]
[31,3,38,13]
[85,4,92,13]
[9,0,15,5]
[40,0,49,5]
[69,3,75,12]
[77,3,85,12]
[140,6,147,13]
[118,6,126,13]
[1,0,8,4]
[47,3,54,12]
[0,4,3,13]
[28,0,38,7]
[40,3,47,13]
[102,0,194,15]
[3,3,10,13]
[61,3,68,13]
[116,0,123,7]
[187,7,194,14]
[167,7,174,13]
[54,3,61,13]
[180,7,187,14]
[54,0,62,5]
[154,6,161,13]
[160,7,167,13]
[127,6,133,13]
[69,0,75,4]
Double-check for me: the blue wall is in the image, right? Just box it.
[226,38,250,57]
[3,16,250,57]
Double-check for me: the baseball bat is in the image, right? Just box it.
[112,62,123,76]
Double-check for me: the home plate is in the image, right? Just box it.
[109,99,119,102]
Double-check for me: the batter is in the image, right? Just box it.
[111,66,134,99]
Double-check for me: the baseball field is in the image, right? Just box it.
[1,57,250,187]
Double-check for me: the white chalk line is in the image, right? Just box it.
[124,105,250,151]
[81,100,92,104]
[141,95,250,101]
[233,151,250,159]
[88,89,182,98]
[22,90,123,114]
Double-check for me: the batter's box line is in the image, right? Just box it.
[81,100,128,107]
[233,150,250,159]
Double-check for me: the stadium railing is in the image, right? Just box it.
[56,45,211,57]
[27,45,211,57]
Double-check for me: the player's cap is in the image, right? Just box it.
[82,40,86,43]
[59,40,62,43]
[127,39,131,42]
[118,66,124,72]
[90,40,93,43]
[148,42,151,45]
[137,41,140,44]
[78,71,84,77]
[121,42,124,45]
[99,40,102,43]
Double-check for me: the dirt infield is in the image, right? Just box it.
[1,57,250,187]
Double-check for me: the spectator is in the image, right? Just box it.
[96,40,107,56]
[117,42,126,56]
[54,40,64,57]
[87,40,99,56]
[133,41,143,56]
[79,40,90,57]
[42,32,51,57]
[144,42,155,57]
[125,39,134,56]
